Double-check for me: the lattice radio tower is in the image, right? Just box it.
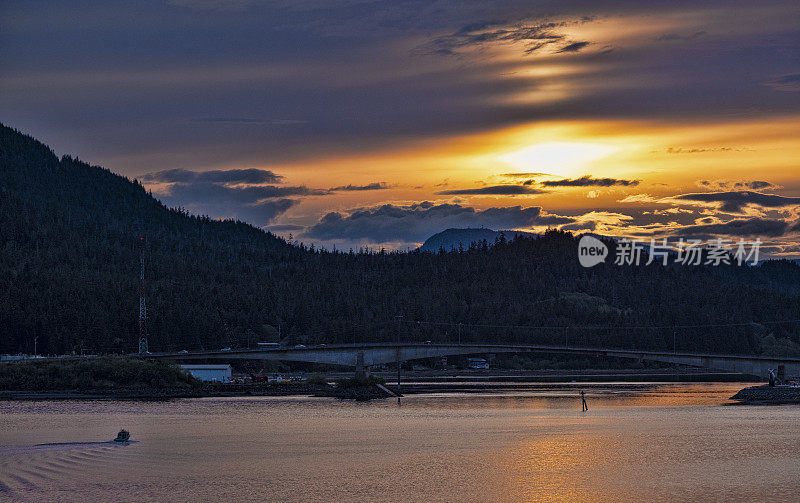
[138,236,149,354]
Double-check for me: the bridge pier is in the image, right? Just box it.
[355,351,370,379]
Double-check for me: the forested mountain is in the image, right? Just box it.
[419,228,536,252]
[2,123,800,356]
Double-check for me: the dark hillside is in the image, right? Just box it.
[2,124,799,356]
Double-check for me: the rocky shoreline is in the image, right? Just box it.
[730,385,800,404]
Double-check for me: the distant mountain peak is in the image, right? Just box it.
[420,228,536,252]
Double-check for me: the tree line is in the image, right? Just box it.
[2,123,799,356]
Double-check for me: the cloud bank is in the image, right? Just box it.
[672,191,800,213]
[141,168,283,184]
[304,202,573,245]
[542,176,640,187]
[436,185,548,195]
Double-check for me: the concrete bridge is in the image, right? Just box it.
[150,343,800,380]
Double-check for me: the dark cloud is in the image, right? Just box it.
[542,176,640,187]
[172,197,299,225]
[191,117,306,125]
[767,73,800,91]
[267,224,305,232]
[554,205,799,241]
[500,172,551,178]
[247,198,298,223]
[436,185,548,195]
[673,191,800,212]
[3,1,799,177]
[422,20,570,56]
[141,168,283,184]
[777,73,800,84]
[141,166,336,226]
[304,202,573,244]
[678,218,791,237]
[145,172,327,226]
[740,181,776,190]
[163,183,326,204]
[697,179,779,191]
[663,147,746,154]
[3,0,800,253]
[557,41,590,53]
[561,221,598,232]
[329,182,389,191]
[655,31,705,42]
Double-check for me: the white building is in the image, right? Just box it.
[180,364,232,382]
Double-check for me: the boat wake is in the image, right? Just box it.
[0,439,136,498]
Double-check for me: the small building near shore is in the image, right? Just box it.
[180,364,232,382]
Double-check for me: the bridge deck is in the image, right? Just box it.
[147,343,800,379]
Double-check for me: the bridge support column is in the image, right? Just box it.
[355,351,369,379]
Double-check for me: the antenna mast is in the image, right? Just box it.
[138,236,149,354]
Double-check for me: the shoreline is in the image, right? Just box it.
[0,377,765,402]
[0,362,769,402]
[729,385,800,405]
[0,382,394,402]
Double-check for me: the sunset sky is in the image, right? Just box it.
[3,1,799,253]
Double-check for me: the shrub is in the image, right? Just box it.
[0,357,199,391]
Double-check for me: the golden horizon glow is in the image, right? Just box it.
[497,141,620,178]
[193,113,797,248]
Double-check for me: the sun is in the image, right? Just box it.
[497,141,619,178]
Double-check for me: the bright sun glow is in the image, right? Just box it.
[497,141,619,177]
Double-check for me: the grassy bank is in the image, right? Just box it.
[0,357,199,391]
[0,359,394,401]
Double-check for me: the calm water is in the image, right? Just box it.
[1,383,799,502]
